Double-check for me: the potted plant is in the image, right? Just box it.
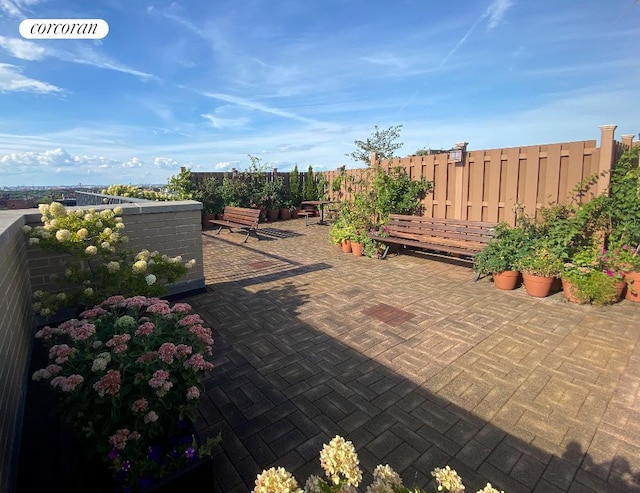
[619,244,640,302]
[31,295,219,492]
[363,225,390,259]
[329,219,356,253]
[194,177,224,227]
[474,223,527,290]
[516,241,564,297]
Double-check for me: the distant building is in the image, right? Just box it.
[6,199,36,210]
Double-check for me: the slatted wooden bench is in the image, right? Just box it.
[208,206,261,243]
[296,210,315,226]
[370,214,496,279]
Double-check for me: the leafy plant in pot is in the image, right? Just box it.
[561,247,622,304]
[474,223,528,290]
[516,241,564,297]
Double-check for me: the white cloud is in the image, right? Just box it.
[486,0,513,30]
[153,156,180,169]
[0,63,62,93]
[200,112,250,130]
[123,157,143,168]
[0,0,43,17]
[0,36,46,60]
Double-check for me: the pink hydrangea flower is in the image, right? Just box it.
[158,342,177,364]
[106,333,131,353]
[49,344,77,364]
[178,314,204,327]
[50,374,84,392]
[135,322,155,336]
[146,302,171,316]
[184,354,213,372]
[186,386,200,400]
[144,411,159,423]
[136,351,158,364]
[171,303,192,313]
[67,322,96,341]
[93,369,121,396]
[79,306,108,318]
[131,398,149,413]
[32,364,63,381]
[101,295,126,307]
[148,369,173,396]
[108,429,140,450]
[176,344,193,358]
[189,324,214,345]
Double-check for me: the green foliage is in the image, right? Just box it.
[262,177,286,209]
[193,177,224,214]
[474,223,530,275]
[304,165,317,201]
[607,146,640,246]
[562,247,619,304]
[516,239,564,277]
[372,166,432,218]
[166,168,196,199]
[289,164,302,206]
[316,173,328,200]
[220,174,250,207]
[347,124,404,165]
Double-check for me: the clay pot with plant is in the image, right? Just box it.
[516,242,564,298]
[474,223,528,290]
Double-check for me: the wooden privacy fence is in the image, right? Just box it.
[320,125,636,227]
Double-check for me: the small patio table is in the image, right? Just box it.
[300,200,334,225]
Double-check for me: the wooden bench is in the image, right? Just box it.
[370,214,496,278]
[208,206,261,243]
[296,210,315,226]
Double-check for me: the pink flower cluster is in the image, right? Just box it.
[79,306,108,318]
[190,324,214,345]
[108,428,141,450]
[148,369,173,396]
[186,386,200,400]
[59,319,96,341]
[35,325,59,340]
[171,302,192,313]
[178,314,204,327]
[124,295,149,308]
[32,364,63,381]
[50,374,84,392]
[49,344,77,364]
[93,369,122,396]
[131,398,149,413]
[146,302,171,316]
[144,411,159,423]
[184,354,213,372]
[106,333,131,353]
[135,321,155,336]
[102,295,126,307]
[158,342,178,363]
[136,351,158,364]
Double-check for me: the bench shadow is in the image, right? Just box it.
[186,280,640,493]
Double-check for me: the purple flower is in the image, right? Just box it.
[121,460,131,472]
[108,448,120,460]
[605,269,615,277]
[185,447,196,459]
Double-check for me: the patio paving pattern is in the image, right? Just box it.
[188,219,640,492]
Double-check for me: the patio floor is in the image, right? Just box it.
[188,218,640,493]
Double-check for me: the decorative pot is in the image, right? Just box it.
[492,271,520,290]
[522,273,555,298]
[279,208,291,220]
[614,279,626,302]
[341,240,352,253]
[201,213,216,229]
[625,271,640,302]
[350,242,364,256]
[561,278,582,304]
[267,208,279,222]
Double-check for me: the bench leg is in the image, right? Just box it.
[215,226,223,235]
[381,245,390,260]
[473,271,481,282]
[242,230,251,243]
[305,214,309,226]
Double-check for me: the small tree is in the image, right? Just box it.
[167,168,196,199]
[304,165,316,201]
[289,164,302,206]
[347,124,404,166]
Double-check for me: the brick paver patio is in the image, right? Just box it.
[187,219,640,492]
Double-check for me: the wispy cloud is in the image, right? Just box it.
[200,112,250,130]
[0,0,43,18]
[199,91,322,126]
[440,0,514,67]
[0,36,157,81]
[486,0,514,30]
[0,63,62,93]
[0,36,45,60]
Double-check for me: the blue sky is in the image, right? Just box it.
[0,0,639,187]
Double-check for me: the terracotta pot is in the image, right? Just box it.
[266,208,279,222]
[550,276,562,293]
[522,273,555,298]
[341,240,352,253]
[492,271,520,290]
[625,271,640,302]
[279,208,291,220]
[561,278,582,304]
[614,279,626,302]
[351,241,363,256]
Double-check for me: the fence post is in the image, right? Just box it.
[369,152,377,167]
[597,124,617,196]
[621,134,635,150]
[452,142,468,220]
